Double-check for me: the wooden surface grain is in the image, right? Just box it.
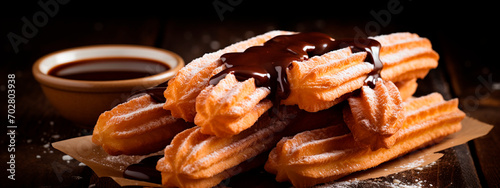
[1,1,498,187]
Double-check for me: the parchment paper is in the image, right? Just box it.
[52,116,493,187]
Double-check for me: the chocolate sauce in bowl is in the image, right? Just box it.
[209,32,383,104]
[48,57,170,81]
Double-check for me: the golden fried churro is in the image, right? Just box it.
[157,105,343,188]
[394,78,418,100]
[163,30,295,122]
[343,80,404,150]
[265,92,464,187]
[194,74,272,137]
[283,47,374,112]
[278,32,438,113]
[375,32,439,82]
[92,95,193,155]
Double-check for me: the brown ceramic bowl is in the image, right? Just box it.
[33,45,184,127]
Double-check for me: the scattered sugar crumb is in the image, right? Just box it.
[426,161,437,167]
[51,134,60,139]
[399,158,424,170]
[36,155,41,159]
[62,155,73,161]
[49,121,54,126]
[43,143,50,148]
[317,177,428,188]
[26,139,32,143]
[79,162,87,167]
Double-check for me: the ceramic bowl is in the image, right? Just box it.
[33,44,183,127]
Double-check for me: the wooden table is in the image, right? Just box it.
[2,1,498,187]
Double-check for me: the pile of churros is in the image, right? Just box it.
[91,30,465,188]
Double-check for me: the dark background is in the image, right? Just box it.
[2,0,496,68]
[1,0,499,187]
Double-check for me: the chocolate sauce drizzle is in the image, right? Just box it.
[209,32,383,104]
[336,38,383,88]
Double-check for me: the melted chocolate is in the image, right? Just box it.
[48,57,170,81]
[209,32,383,104]
[128,81,168,103]
[333,38,383,87]
[123,155,163,184]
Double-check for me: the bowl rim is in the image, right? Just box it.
[32,44,184,92]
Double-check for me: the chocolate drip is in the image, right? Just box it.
[123,155,163,184]
[210,32,335,104]
[209,32,384,104]
[128,87,167,103]
[332,38,383,88]
[127,81,169,103]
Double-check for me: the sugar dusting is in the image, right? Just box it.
[318,178,425,188]
[397,157,425,170]
[89,150,163,172]
[315,161,437,188]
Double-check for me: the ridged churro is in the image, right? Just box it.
[156,105,344,188]
[194,74,272,137]
[163,30,295,122]
[375,32,439,82]
[343,80,404,150]
[283,47,374,112]
[92,95,193,155]
[284,32,438,112]
[395,78,418,100]
[265,92,464,187]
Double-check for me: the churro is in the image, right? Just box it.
[194,74,272,137]
[343,80,404,150]
[284,32,438,112]
[157,105,343,188]
[265,93,464,187]
[92,95,193,155]
[163,31,295,122]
